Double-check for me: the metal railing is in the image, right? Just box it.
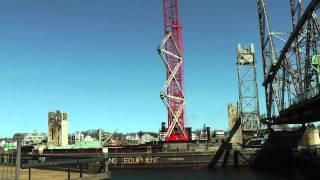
[260,86,319,122]
[21,156,110,180]
[0,140,21,180]
[288,86,320,108]
[1,141,110,180]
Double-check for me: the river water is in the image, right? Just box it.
[111,168,311,180]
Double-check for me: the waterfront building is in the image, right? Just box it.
[70,131,85,144]
[139,134,158,144]
[22,132,46,145]
[13,132,46,146]
[213,130,225,142]
[0,140,5,147]
[125,133,158,144]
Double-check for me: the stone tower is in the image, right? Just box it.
[228,104,243,145]
[47,110,68,147]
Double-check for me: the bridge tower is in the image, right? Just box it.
[158,0,188,141]
[237,44,261,134]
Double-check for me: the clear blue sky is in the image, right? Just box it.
[0,0,297,137]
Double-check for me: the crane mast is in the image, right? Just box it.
[158,0,188,141]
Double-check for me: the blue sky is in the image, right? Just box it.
[0,0,297,137]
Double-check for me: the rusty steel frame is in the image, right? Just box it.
[257,0,320,124]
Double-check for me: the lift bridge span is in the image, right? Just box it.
[257,0,320,125]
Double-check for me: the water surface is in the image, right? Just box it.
[112,168,304,180]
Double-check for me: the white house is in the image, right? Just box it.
[140,134,157,144]
[0,140,5,147]
[71,132,84,144]
[22,132,46,145]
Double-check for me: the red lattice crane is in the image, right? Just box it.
[158,0,188,141]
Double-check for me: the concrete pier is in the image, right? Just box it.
[298,127,320,147]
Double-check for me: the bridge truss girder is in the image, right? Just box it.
[257,0,320,125]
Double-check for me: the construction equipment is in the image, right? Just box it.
[158,0,188,141]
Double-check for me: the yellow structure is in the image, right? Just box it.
[228,104,243,145]
[298,127,320,147]
[47,110,68,147]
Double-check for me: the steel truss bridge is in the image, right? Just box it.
[257,0,320,125]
